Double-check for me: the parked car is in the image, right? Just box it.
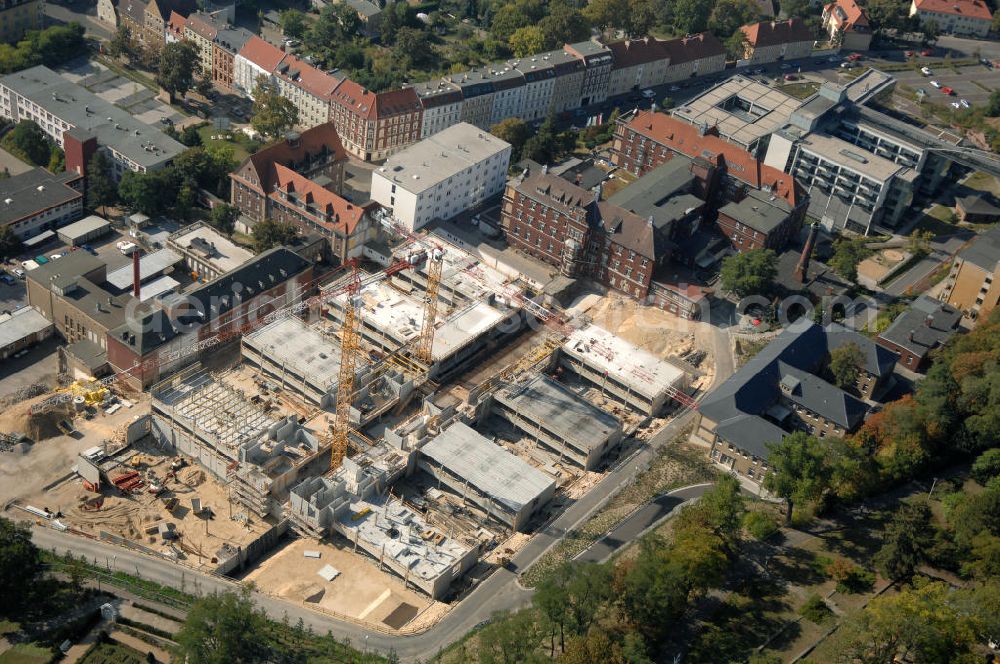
[48,253,63,261]
[930,80,941,88]
[641,88,656,99]
[0,274,14,285]
[840,62,853,69]
[921,48,933,56]
[951,101,961,109]
[13,268,24,279]
[784,73,799,81]
[847,53,863,61]
[960,99,971,108]
[921,66,933,75]
[941,86,954,95]
[905,50,915,57]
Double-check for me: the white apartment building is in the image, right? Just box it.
[909,0,992,37]
[370,123,512,232]
[272,56,341,129]
[411,81,464,139]
[509,57,555,123]
[488,68,527,126]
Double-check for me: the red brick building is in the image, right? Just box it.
[230,123,348,222]
[612,110,807,253]
[328,80,423,161]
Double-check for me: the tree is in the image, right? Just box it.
[109,24,132,60]
[252,219,299,252]
[720,248,777,297]
[208,203,239,236]
[725,31,749,60]
[392,27,437,70]
[874,498,935,581]
[175,590,269,664]
[627,0,657,37]
[175,178,197,221]
[180,124,203,147]
[509,26,545,58]
[781,0,813,18]
[972,448,1000,486]
[250,78,299,139]
[709,0,760,39]
[533,562,611,653]
[829,341,864,391]
[29,23,86,67]
[158,41,199,103]
[0,224,23,261]
[118,169,174,216]
[85,152,117,216]
[195,73,213,98]
[829,236,873,282]
[582,0,628,31]
[764,432,830,521]
[490,117,531,161]
[279,9,307,40]
[538,2,590,47]
[305,4,362,63]
[3,119,53,166]
[0,517,42,615]
[476,609,546,664]
[47,147,64,173]
[671,0,713,34]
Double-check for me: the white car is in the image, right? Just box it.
[930,80,941,88]
[669,85,681,91]
[920,66,932,75]
[840,62,852,69]
[49,253,63,261]
[641,88,656,99]
[960,99,971,108]
[13,269,24,279]
[951,101,961,109]
[116,241,138,255]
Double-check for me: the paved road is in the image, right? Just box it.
[45,1,113,40]
[574,483,712,563]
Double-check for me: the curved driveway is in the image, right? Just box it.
[30,313,735,662]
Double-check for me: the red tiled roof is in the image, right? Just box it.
[741,19,815,47]
[275,53,341,100]
[166,11,186,37]
[374,87,422,118]
[623,111,802,207]
[607,37,671,69]
[271,164,369,235]
[662,32,726,65]
[238,36,287,74]
[912,0,992,19]
[330,78,377,120]
[824,0,870,30]
[237,122,348,194]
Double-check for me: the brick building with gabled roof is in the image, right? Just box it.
[328,80,422,161]
[740,18,815,65]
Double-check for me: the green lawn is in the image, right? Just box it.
[0,620,19,636]
[0,643,55,664]
[779,82,821,99]
[195,124,257,162]
[965,171,1000,196]
[79,641,147,664]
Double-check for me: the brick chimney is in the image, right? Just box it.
[794,223,819,284]
[132,248,141,299]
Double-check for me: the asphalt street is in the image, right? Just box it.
[574,483,713,564]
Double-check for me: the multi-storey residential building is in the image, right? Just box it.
[544,48,586,115]
[211,24,253,90]
[488,67,527,126]
[612,111,806,250]
[410,80,463,139]
[0,66,184,179]
[268,165,380,261]
[694,321,897,489]
[183,11,218,75]
[230,123,348,222]
[823,0,873,51]
[0,0,43,44]
[143,0,196,46]
[117,0,147,42]
[606,37,672,97]
[564,40,613,106]
[909,0,993,36]
[97,0,117,27]
[328,81,422,161]
[450,70,498,129]
[273,54,342,129]
[233,35,286,97]
[0,168,83,240]
[165,10,186,42]
[508,57,555,122]
[371,123,511,231]
[663,32,726,82]
[940,225,1000,322]
[740,19,816,65]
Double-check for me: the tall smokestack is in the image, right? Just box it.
[794,223,819,284]
[132,248,141,299]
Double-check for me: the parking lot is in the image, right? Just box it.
[888,63,1000,107]
[58,57,186,126]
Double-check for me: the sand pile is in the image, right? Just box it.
[0,393,74,441]
[587,296,694,358]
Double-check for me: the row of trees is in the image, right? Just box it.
[0,119,64,172]
[490,115,579,164]
[0,23,85,76]
[468,477,746,662]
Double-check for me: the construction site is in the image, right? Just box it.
[4,217,716,630]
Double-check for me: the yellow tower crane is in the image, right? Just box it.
[415,246,445,365]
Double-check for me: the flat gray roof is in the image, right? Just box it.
[106,249,183,290]
[718,190,790,234]
[0,168,81,226]
[57,215,110,241]
[1,66,184,169]
[243,317,360,392]
[420,421,555,513]
[498,374,620,452]
[796,131,906,182]
[0,307,51,349]
[169,223,254,274]
[376,123,510,195]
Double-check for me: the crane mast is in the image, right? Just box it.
[331,263,362,471]
[416,246,445,365]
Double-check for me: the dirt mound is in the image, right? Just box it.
[587,296,694,358]
[0,393,74,441]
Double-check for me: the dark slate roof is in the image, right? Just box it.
[878,295,961,360]
[0,168,82,227]
[111,247,311,356]
[65,338,108,372]
[957,225,1000,271]
[699,321,896,458]
[608,157,701,230]
[718,189,791,235]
